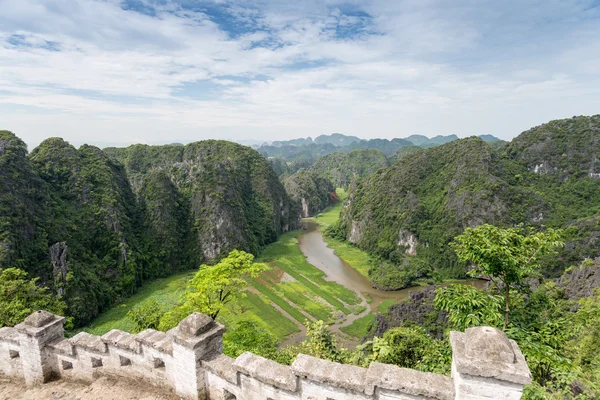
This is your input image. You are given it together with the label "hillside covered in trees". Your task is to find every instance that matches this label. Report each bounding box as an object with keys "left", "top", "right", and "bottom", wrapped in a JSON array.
[
  {"left": 0, "top": 133, "right": 300, "bottom": 325},
  {"left": 328, "top": 115, "right": 600, "bottom": 289}
]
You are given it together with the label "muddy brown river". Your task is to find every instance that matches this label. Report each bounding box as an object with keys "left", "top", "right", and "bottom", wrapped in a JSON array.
[
  {"left": 280, "top": 219, "right": 486, "bottom": 347},
  {"left": 298, "top": 220, "right": 485, "bottom": 312}
]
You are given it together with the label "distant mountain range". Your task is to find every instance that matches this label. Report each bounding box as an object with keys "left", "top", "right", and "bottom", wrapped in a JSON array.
[{"left": 257, "top": 133, "right": 501, "bottom": 161}]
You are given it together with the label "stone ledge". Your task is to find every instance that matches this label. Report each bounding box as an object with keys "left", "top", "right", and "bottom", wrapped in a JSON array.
[
  {"left": 291, "top": 354, "right": 366, "bottom": 393},
  {"left": 233, "top": 352, "right": 297, "bottom": 392},
  {"left": 48, "top": 338, "right": 75, "bottom": 357},
  {"left": 136, "top": 329, "right": 173, "bottom": 356},
  {"left": 70, "top": 332, "right": 108, "bottom": 354},
  {"left": 450, "top": 330, "right": 532, "bottom": 385},
  {"left": 365, "top": 362, "right": 454, "bottom": 400},
  {"left": 102, "top": 330, "right": 141, "bottom": 354},
  {"left": 0, "top": 327, "right": 19, "bottom": 345},
  {"left": 202, "top": 354, "right": 237, "bottom": 385}
]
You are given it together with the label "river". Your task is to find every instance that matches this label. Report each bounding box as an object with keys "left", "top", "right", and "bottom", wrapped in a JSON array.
[{"left": 282, "top": 219, "right": 485, "bottom": 346}]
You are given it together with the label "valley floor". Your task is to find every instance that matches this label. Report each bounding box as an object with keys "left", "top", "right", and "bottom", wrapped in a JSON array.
[{"left": 80, "top": 188, "right": 398, "bottom": 345}]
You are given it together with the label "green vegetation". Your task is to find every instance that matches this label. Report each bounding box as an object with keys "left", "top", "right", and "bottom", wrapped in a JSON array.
[
  {"left": 330, "top": 115, "right": 600, "bottom": 289},
  {"left": 282, "top": 170, "right": 335, "bottom": 217},
  {"left": 162, "top": 250, "right": 268, "bottom": 322},
  {"left": 452, "top": 224, "right": 563, "bottom": 327},
  {"left": 1, "top": 131, "right": 301, "bottom": 327},
  {"left": 308, "top": 149, "right": 389, "bottom": 189},
  {"left": 81, "top": 271, "right": 193, "bottom": 335},
  {"left": 340, "top": 314, "right": 374, "bottom": 338},
  {"left": 376, "top": 299, "right": 397, "bottom": 314},
  {"left": 0, "top": 268, "right": 68, "bottom": 328}
]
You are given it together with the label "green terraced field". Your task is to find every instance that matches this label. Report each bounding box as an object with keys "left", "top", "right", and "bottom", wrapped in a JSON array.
[{"left": 80, "top": 187, "right": 393, "bottom": 345}]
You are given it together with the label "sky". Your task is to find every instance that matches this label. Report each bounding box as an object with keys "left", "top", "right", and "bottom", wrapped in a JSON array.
[{"left": 1, "top": 0, "right": 599, "bottom": 149}]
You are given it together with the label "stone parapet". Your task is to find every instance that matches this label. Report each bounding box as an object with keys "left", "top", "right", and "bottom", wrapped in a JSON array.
[{"left": 0, "top": 311, "right": 532, "bottom": 400}]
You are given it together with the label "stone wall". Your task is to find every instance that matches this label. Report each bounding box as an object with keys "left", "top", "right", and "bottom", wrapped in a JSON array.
[{"left": 0, "top": 310, "right": 532, "bottom": 400}]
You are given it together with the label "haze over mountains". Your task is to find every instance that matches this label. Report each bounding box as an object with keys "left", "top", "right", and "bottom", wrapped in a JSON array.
[{"left": 256, "top": 133, "right": 500, "bottom": 162}]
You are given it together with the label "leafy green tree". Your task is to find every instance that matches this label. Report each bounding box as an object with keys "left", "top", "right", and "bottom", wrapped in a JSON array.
[
  {"left": 299, "top": 320, "right": 348, "bottom": 363},
  {"left": 434, "top": 284, "right": 504, "bottom": 330},
  {"left": 353, "top": 326, "right": 452, "bottom": 374},
  {"left": 0, "top": 268, "right": 68, "bottom": 328},
  {"left": 452, "top": 224, "right": 563, "bottom": 328},
  {"left": 164, "top": 250, "right": 268, "bottom": 321},
  {"left": 127, "top": 299, "right": 165, "bottom": 332},
  {"left": 223, "top": 320, "right": 279, "bottom": 359}
]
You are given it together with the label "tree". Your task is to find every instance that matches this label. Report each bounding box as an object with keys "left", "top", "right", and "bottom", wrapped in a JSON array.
[
  {"left": 169, "top": 250, "right": 268, "bottom": 320},
  {"left": 0, "top": 268, "right": 68, "bottom": 328},
  {"left": 127, "top": 299, "right": 165, "bottom": 332},
  {"left": 452, "top": 224, "right": 563, "bottom": 329},
  {"left": 299, "top": 320, "right": 347, "bottom": 363},
  {"left": 434, "top": 284, "right": 504, "bottom": 330}
]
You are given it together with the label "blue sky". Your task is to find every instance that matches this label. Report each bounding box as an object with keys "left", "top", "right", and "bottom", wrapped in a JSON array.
[{"left": 1, "top": 0, "right": 599, "bottom": 148}]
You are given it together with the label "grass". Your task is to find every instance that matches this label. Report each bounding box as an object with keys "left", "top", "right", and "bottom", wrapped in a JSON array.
[
  {"left": 247, "top": 276, "right": 308, "bottom": 325},
  {"left": 81, "top": 188, "right": 375, "bottom": 345},
  {"left": 79, "top": 270, "right": 195, "bottom": 335},
  {"left": 257, "top": 231, "right": 360, "bottom": 312},
  {"left": 220, "top": 292, "right": 300, "bottom": 340},
  {"left": 340, "top": 314, "right": 375, "bottom": 338},
  {"left": 314, "top": 188, "right": 347, "bottom": 228},
  {"left": 376, "top": 299, "right": 398, "bottom": 314}
]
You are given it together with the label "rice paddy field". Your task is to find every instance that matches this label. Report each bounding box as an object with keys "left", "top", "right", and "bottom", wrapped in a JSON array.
[{"left": 79, "top": 188, "right": 392, "bottom": 344}]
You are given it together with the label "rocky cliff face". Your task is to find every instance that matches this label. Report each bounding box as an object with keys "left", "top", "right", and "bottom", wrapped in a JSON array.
[
  {"left": 370, "top": 286, "right": 447, "bottom": 340},
  {"left": 282, "top": 170, "right": 335, "bottom": 217},
  {"left": 30, "top": 137, "right": 146, "bottom": 324},
  {"left": 308, "top": 149, "right": 389, "bottom": 189},
  {"left": 0, "top": 133, "right": 299, "bottom": 326},
  {"left": 556, "top": 258, "right": 600, "bottom": 301},
  {"left": 0, "top": 131, "right": 52, "bottom": 281},
  {"left": 106, "top": 140, "right": 300, "bottom": 258},
  {"left": 332, "top": 115, "right": 600, "bottom": 286}
]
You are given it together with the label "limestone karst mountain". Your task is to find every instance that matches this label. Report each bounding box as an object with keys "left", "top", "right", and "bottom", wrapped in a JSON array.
[
  {"left": 0, "top": 134, "right": 300, "bottom": 325},
  {"left": 329, "top": 115, "right": 600, "bottom": 289}
]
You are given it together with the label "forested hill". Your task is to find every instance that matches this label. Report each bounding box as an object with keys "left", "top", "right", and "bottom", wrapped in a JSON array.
[
  {"left": 308, "top": 149, "right": 390, "bottom": 189},
  {"left": 105, "top": 141, "right": 300, "bottom": 259},
  {"left": 329, "top": 115, "right": 600, "bottom": 289},
  {"left": 0, "top": 133, "right": 300, "bottom": 325}
]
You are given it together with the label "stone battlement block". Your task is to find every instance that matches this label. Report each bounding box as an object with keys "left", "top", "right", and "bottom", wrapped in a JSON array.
[
  {"left": 292, "top": 354, "right": 366, "bottom": 393},
  {"left": 0, "top": 327, "right": 19, "bottom": 345},
  {"left": 136, "top": 329, "right": 173, "bottom": 355},
  {"left": 365, "top": 362, "right": 454, "bottom": 400},
  {"left": 70, "top": 332, "right": 108, "bottom": 354},
  {"left": 450, "top": 326, "right": 532, "bottom": 385},
  {"left": 233, "top": 352, "right": 297, "bottom": 392},
  {"left": 202, "top": 354, "right": 237, "bottom": 385},
  {"left": 102, "top": 330, "right": 141, "bottom": 354}
]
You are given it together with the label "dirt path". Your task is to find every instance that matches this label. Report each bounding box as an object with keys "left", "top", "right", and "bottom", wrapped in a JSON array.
[{"left": 0, "top": 375, "right": 178, "bottom": 400}]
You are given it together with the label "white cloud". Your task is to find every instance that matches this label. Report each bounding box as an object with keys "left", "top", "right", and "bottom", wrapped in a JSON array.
[{"left": 0, "top": 0, "right": 599, "bottom": 148}]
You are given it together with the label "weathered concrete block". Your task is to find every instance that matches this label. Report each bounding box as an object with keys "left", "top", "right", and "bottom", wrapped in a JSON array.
[
  {"left": 14, "top": 311, "right": 66, "bottom": 386},
  {"left": 167, "top": 313, "right": 225, "bottom": 400},
  {"left": 450, "top": 327, "right": 531, "bottom": 400},
  {"left": 233, "top": 352, "right": 297, "bottom": 392},
  {"left": 102, "top": 330, "right": 141, "bottom": 354},
  {"left": 365, "top": 362, "right": 454, "bottom": 400},
  {"left": 203, "top": 354, "right": 238, "bottom": 385},
  {"left": 292, "top": 354, "right": 366, "bottom": 393}
]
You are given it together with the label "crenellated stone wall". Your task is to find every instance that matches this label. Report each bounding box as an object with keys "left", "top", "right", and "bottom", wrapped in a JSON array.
[{"left": 0, "top": 310, "right": 532, "bottom": 400}]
